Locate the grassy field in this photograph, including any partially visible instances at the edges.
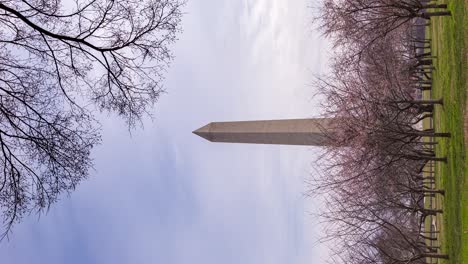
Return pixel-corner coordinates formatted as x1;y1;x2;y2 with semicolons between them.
430;0;467;263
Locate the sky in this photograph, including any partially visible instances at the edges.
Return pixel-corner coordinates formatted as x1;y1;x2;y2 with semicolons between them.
1;0;332;263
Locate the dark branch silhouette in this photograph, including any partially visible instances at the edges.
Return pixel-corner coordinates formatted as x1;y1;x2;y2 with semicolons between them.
0;0;185;239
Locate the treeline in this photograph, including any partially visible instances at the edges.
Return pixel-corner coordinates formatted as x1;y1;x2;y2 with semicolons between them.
312;1;452;262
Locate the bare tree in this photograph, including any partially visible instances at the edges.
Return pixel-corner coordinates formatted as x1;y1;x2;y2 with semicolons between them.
0;0;185;238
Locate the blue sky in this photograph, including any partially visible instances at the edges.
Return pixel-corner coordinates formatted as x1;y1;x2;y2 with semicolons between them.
1;0;331;263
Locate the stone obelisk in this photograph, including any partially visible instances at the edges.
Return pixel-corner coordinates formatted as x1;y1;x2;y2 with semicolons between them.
193;118;335;146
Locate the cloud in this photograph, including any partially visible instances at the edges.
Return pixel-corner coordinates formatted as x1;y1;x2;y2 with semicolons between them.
1;1;331;263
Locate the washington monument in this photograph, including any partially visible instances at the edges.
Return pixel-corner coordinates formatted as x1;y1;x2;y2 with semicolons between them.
193;118;336;146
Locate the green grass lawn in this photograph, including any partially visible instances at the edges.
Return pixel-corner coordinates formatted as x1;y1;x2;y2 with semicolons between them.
430;0;467;263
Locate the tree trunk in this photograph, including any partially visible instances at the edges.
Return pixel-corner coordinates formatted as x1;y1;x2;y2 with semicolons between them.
418;81;433;85
427;133;451;138
420;234;438;241
419;235;437;241
417;59;433;66
422;208;443;215
421;230;440;234
416;52;432;58
405;131;451;138
418;104;433;113
427;141;438;145
424;156;447;162
423;189;445;195
412;98;443;105
421;253;449;259
422;4;448;9
404;155;447;162
419;86;432;91
422;11;452;18
416;67;435;72
417;176;435;180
